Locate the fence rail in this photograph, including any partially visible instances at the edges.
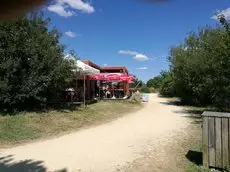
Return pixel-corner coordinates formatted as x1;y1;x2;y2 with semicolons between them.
202;111;230;169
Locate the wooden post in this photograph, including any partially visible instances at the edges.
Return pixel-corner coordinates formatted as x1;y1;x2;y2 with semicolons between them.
84;75;86;108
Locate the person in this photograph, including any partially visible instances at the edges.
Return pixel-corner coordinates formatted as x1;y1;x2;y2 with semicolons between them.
105;84;111;98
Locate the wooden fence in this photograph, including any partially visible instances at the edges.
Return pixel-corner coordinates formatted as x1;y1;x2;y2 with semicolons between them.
202;111;230;169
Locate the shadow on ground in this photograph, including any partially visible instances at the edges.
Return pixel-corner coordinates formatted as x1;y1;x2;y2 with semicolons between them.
160;100;204;125
186;150;203;166
159;101;183;106
0;154;67;172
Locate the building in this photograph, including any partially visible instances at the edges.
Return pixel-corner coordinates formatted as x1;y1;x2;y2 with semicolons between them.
81;60;131;100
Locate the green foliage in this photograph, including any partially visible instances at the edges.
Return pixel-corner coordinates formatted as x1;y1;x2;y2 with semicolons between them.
148;16;230;109
148;87;156;93
0;14;75;112
159;71;175;97
169;17;230;107
146;76;162;89
147;70;175;96
141;87;150;93
186;165;211;172
130;76;143;88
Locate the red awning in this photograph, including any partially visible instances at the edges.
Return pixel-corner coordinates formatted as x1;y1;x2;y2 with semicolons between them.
88;73;134;82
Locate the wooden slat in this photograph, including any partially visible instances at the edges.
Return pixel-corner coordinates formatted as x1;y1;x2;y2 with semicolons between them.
229;119;230;168
215;118;222;168
222;118;229;168
209;117;216;167
203;116;209;168
202;111;230;118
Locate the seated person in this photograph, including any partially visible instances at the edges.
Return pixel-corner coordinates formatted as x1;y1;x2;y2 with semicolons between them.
106;90;111;98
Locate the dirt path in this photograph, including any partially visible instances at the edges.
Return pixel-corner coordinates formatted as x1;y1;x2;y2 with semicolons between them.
0;94;194;172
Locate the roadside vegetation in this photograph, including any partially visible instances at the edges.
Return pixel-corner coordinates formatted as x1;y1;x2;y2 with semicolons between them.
147;15;230;111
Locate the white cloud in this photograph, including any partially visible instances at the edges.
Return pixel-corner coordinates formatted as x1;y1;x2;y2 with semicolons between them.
212;8;230;20
103;64;108;67
133;54;149;61
48;0;95;17
119;50;150;61
136;67;148;70
118;50;138;56
48;3;75;17
65;31;81;38
65;31;76;37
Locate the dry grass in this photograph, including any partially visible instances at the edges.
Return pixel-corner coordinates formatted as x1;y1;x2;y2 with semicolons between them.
0;101;142;147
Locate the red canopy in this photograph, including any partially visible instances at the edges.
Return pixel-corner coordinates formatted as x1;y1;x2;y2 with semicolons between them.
89;74;105;80
89;73;134;82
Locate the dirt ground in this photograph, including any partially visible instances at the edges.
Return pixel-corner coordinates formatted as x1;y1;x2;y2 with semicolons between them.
0;94;202;172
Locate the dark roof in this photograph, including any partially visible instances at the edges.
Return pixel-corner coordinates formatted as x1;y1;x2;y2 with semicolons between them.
101;66;127;70
82;60;128;73
82;60;101;70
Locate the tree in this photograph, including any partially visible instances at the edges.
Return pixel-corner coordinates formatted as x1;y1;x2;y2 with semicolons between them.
166;15;230;108
147;70;175;96
147;76;161;88
130;76;143;88
0;14;75;111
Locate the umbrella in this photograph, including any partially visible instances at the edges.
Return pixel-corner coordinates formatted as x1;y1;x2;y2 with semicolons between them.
104;73;121;81
120;74;135;82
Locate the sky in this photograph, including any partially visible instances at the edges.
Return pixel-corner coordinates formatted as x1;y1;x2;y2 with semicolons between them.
43;0;230;82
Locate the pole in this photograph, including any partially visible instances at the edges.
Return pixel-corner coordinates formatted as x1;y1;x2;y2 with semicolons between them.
99;80;101;100
134;81;141;89
84;75;86;108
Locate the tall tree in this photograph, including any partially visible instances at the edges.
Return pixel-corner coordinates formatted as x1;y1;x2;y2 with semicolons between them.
0;14;75;111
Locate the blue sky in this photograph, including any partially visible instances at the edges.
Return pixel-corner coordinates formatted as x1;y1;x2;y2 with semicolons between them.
44;0;230;82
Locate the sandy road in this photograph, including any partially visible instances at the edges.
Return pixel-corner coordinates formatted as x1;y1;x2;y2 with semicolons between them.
0;94;191;172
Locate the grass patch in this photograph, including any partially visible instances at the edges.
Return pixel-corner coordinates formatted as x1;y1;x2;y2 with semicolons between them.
0;101;142;147
186;165;211;172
